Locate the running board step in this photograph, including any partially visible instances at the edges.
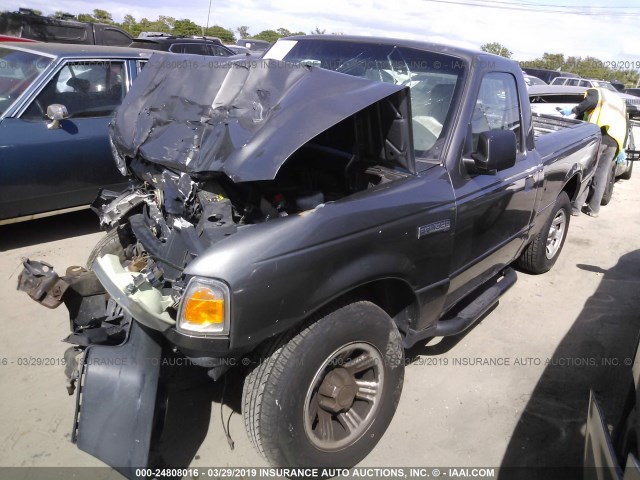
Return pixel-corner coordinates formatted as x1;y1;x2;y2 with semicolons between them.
403;268;517;348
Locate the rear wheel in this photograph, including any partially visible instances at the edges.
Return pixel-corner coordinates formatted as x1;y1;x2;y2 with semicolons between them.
601;162;617;206
242;301;404;467
517;192;571;274
620;162;633;181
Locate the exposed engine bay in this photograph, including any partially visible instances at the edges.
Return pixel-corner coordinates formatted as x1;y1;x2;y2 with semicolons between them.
96;135;410;290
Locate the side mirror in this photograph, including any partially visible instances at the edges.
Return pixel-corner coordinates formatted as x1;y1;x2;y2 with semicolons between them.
46;104;69;130
467;130;517;174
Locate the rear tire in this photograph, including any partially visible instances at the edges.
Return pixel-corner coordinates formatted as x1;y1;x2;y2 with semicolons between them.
517;192;571;274
601;162;616;206
242;301;404;468
620;161;633;181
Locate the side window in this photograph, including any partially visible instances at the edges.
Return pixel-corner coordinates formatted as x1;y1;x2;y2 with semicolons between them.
579;80;590;88
211;45;231;57
169;43;209;55
22;61;125;119
471;72;521;151
567;79;579;87
101;28;133;47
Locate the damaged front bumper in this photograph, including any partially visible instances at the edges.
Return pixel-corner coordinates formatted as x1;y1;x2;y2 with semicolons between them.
92;254;175;333
74;321;162;478
17;259;163;477
16;257;230;477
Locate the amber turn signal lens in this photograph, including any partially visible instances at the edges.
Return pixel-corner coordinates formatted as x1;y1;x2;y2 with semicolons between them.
183;287;224;326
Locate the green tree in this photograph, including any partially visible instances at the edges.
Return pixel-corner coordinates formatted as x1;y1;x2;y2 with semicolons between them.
253;29;280;43
480;42;512;59
530;53;565;70
519;52;640;87
135;17;172;34
173;18;200;36
121;14;139;36
136;17;165;34
205;25;235;43
77;13;95;22
310;26;325;34
274;28;304;37
157;16;175;32
236;25;250;38
92;9;113;24
52;11;73;19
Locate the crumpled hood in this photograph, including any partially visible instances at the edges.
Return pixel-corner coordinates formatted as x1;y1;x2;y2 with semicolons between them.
109;54;413;182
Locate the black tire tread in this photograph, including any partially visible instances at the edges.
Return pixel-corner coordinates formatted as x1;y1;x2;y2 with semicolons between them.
517;191;570;274
517;227;543;272
242;320;311;462
86;229;126;268
242;300;392;466
601;163;616;206
620;161;633;181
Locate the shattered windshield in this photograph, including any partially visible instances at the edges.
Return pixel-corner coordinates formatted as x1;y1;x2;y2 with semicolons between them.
0;47;53;116
266;39;467;159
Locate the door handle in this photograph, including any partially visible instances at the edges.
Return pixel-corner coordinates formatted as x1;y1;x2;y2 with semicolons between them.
524;174;535;190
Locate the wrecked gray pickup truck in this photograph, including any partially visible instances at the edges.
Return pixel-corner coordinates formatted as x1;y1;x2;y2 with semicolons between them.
18;36;601;475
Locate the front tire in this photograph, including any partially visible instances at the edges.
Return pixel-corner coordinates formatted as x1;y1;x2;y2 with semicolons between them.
517;191;571;274
86;228;129;268
242;301;404;468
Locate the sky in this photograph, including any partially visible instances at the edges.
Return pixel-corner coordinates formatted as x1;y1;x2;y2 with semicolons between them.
6;0;640;63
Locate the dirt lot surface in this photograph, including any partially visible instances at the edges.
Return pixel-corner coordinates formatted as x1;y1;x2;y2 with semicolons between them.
0;173;639;478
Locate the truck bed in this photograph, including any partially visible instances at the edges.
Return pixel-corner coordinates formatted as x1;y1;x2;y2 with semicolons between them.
533;113;600;164
532;112;584;137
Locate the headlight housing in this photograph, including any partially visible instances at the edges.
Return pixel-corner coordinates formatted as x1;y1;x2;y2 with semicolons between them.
177;277;230;336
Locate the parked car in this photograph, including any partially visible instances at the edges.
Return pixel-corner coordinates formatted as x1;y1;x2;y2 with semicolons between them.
18;36;601;473
235;37;271;52
129;36;235;56
0;9;132;46
523;73;546;87
551;76;619;91
623;88;640;98
585;334;640;480
0;34;37;42
529;85;637;192
0;43;155;225
611;80;625;91
224;44;251;55
521;67;579;84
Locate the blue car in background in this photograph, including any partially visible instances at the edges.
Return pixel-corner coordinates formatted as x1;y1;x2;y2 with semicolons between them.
0;43;154;224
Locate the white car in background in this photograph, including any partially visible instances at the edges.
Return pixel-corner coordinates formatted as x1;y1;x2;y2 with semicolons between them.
550;76;619;91
523;73;546;87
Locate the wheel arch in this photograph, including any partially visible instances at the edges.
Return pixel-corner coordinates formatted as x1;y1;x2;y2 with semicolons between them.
305;277;420;337
562;172;581;203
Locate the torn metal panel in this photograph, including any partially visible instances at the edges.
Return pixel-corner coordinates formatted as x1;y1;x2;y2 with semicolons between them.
75;321;161;478
110;55;414;181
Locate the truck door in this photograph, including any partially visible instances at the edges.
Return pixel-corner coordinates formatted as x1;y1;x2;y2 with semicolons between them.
446;72;539;307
